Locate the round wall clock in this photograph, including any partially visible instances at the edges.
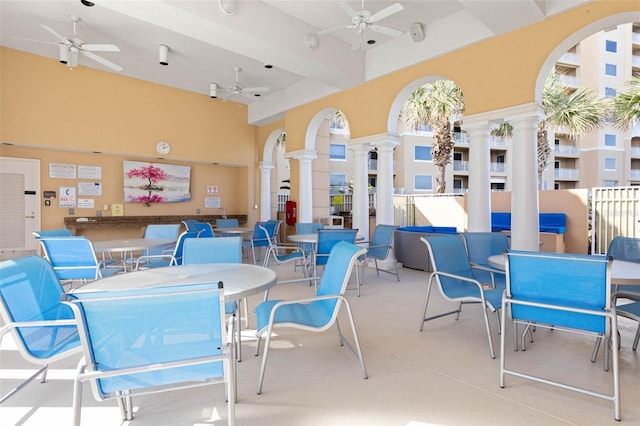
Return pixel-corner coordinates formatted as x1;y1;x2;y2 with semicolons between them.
156;141;171;155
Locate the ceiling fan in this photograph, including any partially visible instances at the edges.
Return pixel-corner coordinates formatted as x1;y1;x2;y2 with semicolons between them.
20;15;122;71
318;1;405;50
219;67;269;101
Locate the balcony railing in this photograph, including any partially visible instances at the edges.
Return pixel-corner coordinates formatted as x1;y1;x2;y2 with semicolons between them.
490;162;506;173
630;169;640;179
557;52;580;66
554;145;579;155
630;146;640;157
490;136;508;147
633;55;640;68
554;168;579;179
453;160;469;172
453;132;469;145
558;74;578;87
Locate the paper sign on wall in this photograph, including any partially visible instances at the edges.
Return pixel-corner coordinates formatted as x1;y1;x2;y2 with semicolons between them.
59;187;76;207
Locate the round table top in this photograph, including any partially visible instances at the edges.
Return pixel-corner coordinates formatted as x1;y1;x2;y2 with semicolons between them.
73;263;277;301
214;227;252;235
488;254;639;285
92;238;175;253
288;233;366;244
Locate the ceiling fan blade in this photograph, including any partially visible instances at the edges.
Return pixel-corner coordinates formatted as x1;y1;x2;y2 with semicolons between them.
82;51;123;72
242;87;269;93
82;44;120;52
317;24;353;36
40;24;70;45
370;3;404;22
12;36;59;46
369;24;404;38
337;2;357;18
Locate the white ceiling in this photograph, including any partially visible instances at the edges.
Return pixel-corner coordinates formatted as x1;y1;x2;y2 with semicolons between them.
0;1;592;125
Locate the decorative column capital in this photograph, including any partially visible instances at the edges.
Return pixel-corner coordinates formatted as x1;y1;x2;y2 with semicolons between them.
259;161;275;171
285;149;317;163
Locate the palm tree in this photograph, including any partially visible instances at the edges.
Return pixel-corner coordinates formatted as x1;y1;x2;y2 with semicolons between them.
401;80;465;193
612;75;640;130
538;70;608;188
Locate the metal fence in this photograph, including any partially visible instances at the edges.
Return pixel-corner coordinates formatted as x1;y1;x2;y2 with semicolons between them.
591;186;640;255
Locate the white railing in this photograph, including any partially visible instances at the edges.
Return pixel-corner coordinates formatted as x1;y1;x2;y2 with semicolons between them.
554;145;579;155
490;136;507;147
591;186;640;255
277;194;289;212
453;160;469;171
558;52;580;65
554;168;579;179
558;74;578;87
330;193;376;213
630;169;640;179
490;162;506;173
453;132;469;144
630;146;640;157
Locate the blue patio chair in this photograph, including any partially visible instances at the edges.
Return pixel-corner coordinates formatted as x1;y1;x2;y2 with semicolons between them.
183;236;246;360
460;231;510;289
419;235;504;359
62;281;235;426
500;250;620;421
135;229;201;270
254;241;368;394
182;220;215;238
0;255;82;403
37;236;119;287
266;219;283;244
295;222;324;258
32;228;73;238
313;228;358;277
259;224;308;279
142;223;181;256
243;221;276;265
358;224;399;289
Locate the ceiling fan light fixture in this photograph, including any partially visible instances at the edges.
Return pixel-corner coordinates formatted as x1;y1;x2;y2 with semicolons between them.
209;83;218;99
304;33;319;51
159;44;169;66
80;0;95;6
67;48;78;68
58;44;69;64
218;0;238;16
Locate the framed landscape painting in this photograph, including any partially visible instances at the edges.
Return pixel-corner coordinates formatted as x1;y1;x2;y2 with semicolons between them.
123;160;191;205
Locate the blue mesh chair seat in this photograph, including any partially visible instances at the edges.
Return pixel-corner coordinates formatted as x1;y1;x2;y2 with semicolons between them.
254;241;368;394
182;220;215;238
461;231;510;289
63;282;235;425
500;250;620;421
135;229;201;269
0;255;82;403
358;224;399;290
420;235;504;359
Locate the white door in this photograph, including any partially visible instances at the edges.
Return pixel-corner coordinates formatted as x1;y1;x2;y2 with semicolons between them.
0;157;41;260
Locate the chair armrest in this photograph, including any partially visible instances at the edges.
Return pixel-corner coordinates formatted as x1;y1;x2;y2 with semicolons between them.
135;254;177;269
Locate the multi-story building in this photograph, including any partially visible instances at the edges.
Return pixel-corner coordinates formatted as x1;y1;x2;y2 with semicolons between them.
319;22;640;195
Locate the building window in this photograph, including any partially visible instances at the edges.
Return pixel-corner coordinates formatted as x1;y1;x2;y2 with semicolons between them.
604;180;617;187
414;174;433;191
605;40;617;53
604;134;616;147
414;145;432;161
605;87;616;97
329;144;346;160
604;157;616;170
605;63;617;76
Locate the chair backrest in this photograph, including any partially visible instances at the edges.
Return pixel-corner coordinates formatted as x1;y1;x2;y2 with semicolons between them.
216;218;239;228
182;221;214;238
0;255;80;364
315;242;367;318
252;221;276;247
421;235;478;296
171;230;202;265
461;231;510;284
183;236;242;264
296;222;324;255
316;228;358;266
32;228;73;238
607;236;640;263
63;282;228;399
266;219;282;240
367;224;398;259
37;236;104;281
505;250;610;333
143;224;181;256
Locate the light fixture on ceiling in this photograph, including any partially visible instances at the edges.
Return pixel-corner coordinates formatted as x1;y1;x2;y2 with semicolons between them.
410;22;425;42
304;33;319;51
159;44;169;66
80;0;95;6
58;44;69;64
209;83;218;99
67;47;79;68
264;63;273;69
218;0;238;16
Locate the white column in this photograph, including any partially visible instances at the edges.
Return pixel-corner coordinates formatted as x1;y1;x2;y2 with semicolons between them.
509;112;543;250
259;161;274;221
348;142;371;239
464;121;492;232
372;137;399;226
286;150;317;224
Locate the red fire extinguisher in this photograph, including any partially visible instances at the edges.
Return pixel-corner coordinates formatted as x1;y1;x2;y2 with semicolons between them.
285;200;297;225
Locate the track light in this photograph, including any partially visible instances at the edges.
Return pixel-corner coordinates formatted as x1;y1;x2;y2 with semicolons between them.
209;83;218;99
80;0;95;6
304;33;319;51
159;44;169;66
59;44;69;64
